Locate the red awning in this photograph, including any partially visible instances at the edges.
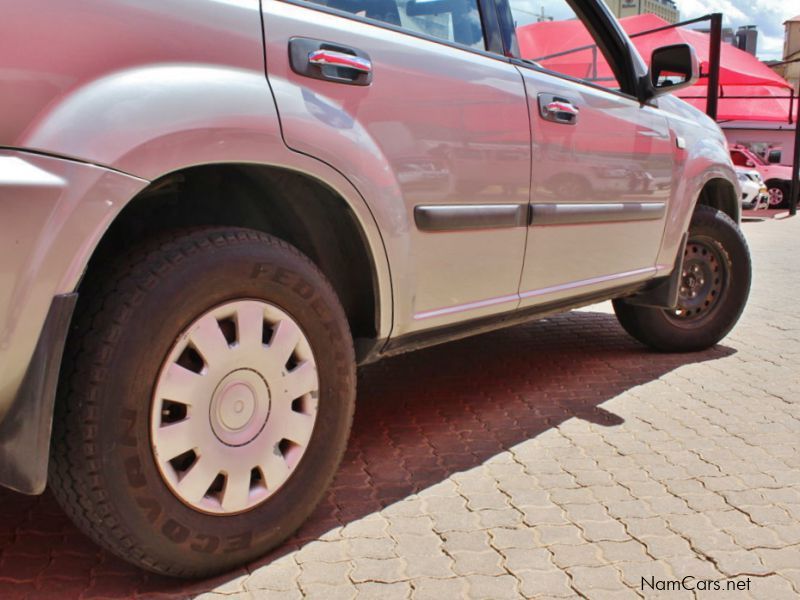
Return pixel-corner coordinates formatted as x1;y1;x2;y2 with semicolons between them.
680;84;795;122
516;14;794;122
620;14;791;89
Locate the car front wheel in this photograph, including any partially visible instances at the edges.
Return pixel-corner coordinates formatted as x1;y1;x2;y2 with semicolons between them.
49;228;355;577
766;180;788;208
613;206;751;352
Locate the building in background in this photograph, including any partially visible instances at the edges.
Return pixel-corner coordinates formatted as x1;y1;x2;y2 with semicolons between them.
694;24;758;56
735;26;758;56
606;0;679;24
769;15;800;93
707;26;736;45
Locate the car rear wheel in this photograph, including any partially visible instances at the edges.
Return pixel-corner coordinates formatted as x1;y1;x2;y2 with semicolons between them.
49;228;355;577
613;206;751;352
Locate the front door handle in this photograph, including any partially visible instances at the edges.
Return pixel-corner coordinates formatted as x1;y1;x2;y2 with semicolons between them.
538;94;580;125
289;37;373;86
308;50;372;74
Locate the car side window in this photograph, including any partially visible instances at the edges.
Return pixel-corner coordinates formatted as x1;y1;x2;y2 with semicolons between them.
507;0;622;90
304;0;486;49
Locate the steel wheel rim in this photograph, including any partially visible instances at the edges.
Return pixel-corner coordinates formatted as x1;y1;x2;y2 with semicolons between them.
665;236;729;327
150;299;319;515
768;187;784;207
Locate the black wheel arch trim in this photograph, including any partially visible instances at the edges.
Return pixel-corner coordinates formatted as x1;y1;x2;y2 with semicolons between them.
0;293;77;494
620;232;688;309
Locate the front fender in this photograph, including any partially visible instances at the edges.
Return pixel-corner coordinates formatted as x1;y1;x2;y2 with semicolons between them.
22;65;284;182
657;108;739;269
16;70;393;342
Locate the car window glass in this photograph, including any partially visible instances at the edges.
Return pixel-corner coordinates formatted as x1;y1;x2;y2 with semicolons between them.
730;151;748;167
307;0;486;49
507;0;621;90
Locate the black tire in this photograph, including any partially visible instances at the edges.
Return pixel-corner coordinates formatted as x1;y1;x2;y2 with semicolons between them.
613;206;751;352
765;180;789;209
49;228;356;578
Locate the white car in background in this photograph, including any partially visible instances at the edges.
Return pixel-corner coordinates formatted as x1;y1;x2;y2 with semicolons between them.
736;167;769;210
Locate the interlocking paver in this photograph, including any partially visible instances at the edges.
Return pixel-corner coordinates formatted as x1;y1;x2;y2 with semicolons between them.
297;560;352;587
598;540;649;563
548;542;606;569
347;537;398;560
409;577;466;600
441;530;492;553
301;582;358;600
516;569;575;598
706;550;771;577
726;525;785;549
401;553;453;579
245;557;301;591
477;507;525;529
350;557;406;584
1;215;798;599
489;527;539;550
639;535;694;559
296;540;350;564
579;520;630;542
500;547;555;572
450;550;506;576
568;565;629;592
464;573;519;599
533;524;585;546
355;581;411;599
392;534;442;558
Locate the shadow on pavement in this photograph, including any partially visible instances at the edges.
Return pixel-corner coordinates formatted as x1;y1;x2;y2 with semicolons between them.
0;310;735;598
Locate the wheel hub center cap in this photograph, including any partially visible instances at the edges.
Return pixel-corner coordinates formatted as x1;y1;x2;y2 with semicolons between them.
210;369;270;446
218;383;256;430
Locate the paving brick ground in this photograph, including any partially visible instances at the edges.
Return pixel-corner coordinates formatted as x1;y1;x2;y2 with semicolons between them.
1;211;798;599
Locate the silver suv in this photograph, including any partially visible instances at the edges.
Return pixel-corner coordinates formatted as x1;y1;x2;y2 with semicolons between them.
1;0;750;576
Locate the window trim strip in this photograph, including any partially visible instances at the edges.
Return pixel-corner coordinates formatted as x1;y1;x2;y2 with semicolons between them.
277;0;507;60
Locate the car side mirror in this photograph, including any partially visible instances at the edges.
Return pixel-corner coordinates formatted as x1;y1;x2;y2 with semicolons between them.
745;160;755;168
648;43;699;97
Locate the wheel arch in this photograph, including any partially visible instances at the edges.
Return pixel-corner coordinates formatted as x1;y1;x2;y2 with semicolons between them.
695;177;740;223
79;163;384;345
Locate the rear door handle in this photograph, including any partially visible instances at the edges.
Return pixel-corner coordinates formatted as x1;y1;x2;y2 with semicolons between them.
538;94;580;125
289;37;373;86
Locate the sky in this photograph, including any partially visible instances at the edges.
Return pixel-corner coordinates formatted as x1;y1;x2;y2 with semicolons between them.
675;0;797;60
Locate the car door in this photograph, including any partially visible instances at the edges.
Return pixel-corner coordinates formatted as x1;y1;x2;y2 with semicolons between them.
261;0;531;337
500;0;674;308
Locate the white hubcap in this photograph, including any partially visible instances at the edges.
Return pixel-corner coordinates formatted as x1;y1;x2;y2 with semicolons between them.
769;187;783;206
150;300;319;515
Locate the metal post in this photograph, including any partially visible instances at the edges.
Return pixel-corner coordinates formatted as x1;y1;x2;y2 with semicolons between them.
706;13;722;120
790;96;800;217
